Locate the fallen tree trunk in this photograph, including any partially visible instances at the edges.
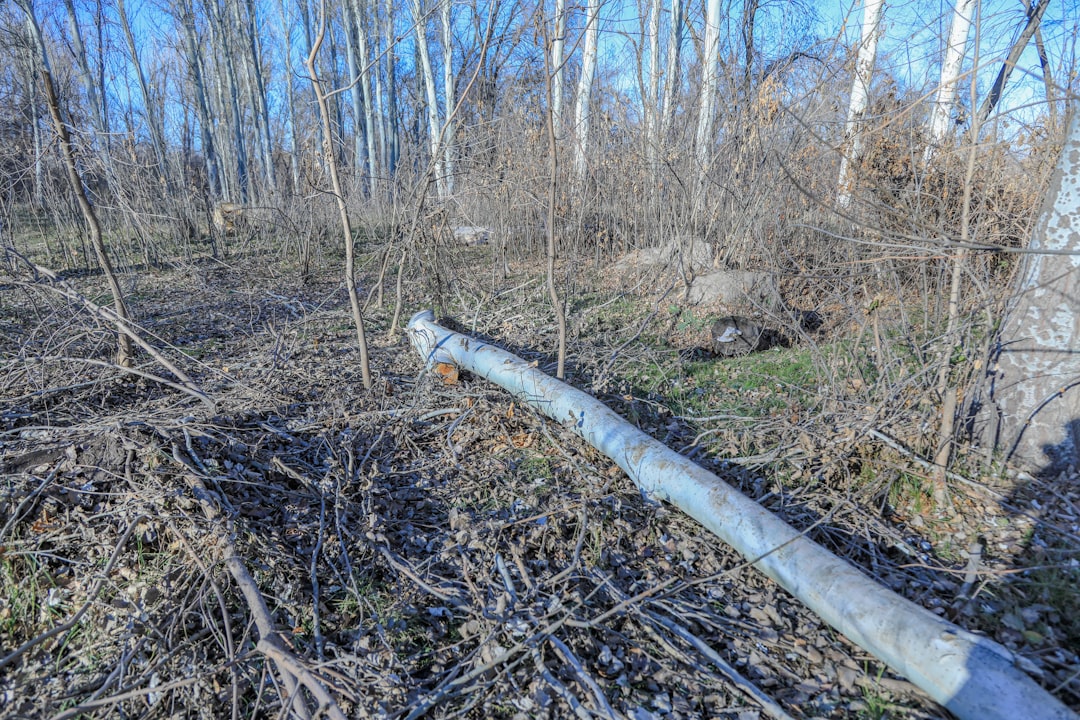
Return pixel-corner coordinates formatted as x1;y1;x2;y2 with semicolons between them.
406;310;1075;720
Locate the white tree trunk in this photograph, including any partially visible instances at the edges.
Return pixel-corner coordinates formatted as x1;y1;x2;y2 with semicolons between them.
349;0;378;190
276;0;302;193
572;0;600;186
441;0;455;196
644;0;662;168
550;0;567;138
660;0;683;146
986;112;1080;474
385;0;399;180
412;0;445;198
239;0;276;192
343;2;367;181
407;310;1075;720
836;0;884;209
694;0;722;183
925;0;975;157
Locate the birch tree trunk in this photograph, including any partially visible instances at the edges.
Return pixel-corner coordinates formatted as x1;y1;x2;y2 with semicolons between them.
204;0;249;202
985;112;1080;474
440;0;455;196
343;3;367;178
240;0;276;193
572;0;601;187
694;0;722;183
277;0;302;193
412;0;445;198
644;0;662;169
550;0;567;138
348;0;379;192
836;0;884;209
660;0;683;148
382;0;399;181
925;0;974;157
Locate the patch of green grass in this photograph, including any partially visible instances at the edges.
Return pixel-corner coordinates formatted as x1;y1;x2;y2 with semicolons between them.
858;666;892;720
515;451;553;485
0;553;47;640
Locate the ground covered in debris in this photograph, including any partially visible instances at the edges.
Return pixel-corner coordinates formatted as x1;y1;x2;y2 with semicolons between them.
1;247;1078;719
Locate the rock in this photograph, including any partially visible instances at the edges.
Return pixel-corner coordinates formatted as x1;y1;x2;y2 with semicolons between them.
687;270;770;306
612;239;714;274
709;316;788;356
452;226;492;246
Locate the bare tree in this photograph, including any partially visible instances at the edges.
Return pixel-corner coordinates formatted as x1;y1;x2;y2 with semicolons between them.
836;0;884;208
643;0;662;168
238;0;276;193
550;0;568;137
542;8;567;378
15;0;133;367
277;0;302;193
60;0;110;160
305;0;372;389
176;0;221;198
117;0;171;191
975;0;1050;126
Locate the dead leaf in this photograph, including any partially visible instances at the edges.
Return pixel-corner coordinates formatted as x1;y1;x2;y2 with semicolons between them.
434;362;459;385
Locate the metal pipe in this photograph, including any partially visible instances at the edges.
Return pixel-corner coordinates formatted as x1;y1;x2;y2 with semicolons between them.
407;309;1075;720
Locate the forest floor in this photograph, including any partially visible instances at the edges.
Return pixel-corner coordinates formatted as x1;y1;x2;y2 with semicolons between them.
1;235;1078;719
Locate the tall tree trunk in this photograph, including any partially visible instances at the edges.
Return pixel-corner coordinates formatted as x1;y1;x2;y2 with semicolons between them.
644;0;662;169
350;0;378;190
383;0;399;181
306;0;372;390
413;0;445;198
343;1;368;180
550;0;567;138
277;0;302;193
178;0;221;197
572;0;600;187
836;0;884;209
694;0;722;184
742;0;759;95
19;38;45;208
60;0;109;159
440;0;455;196
660;0;683;147
117;0;171;191
975;0;1050;126
240;0;276;193
925;0;975;157
17;0;133;368
984;112;1080;474
205;0;249;202
1029;4;1057;135
542;10;567;379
